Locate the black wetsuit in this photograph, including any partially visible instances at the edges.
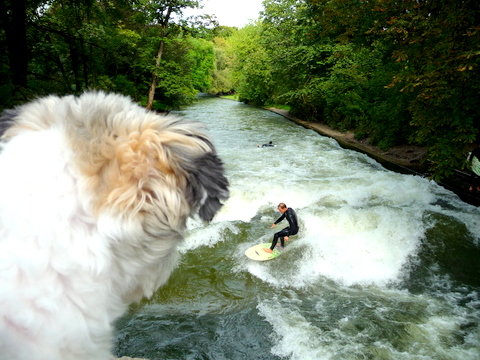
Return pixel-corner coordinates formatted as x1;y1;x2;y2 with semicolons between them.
270;208;299;250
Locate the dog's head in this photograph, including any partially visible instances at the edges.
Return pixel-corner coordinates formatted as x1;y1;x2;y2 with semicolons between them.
1;92;228;222
0;91;229;300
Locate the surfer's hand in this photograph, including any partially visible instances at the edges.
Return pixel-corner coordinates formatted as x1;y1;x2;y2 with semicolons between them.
284;236;289;242
271;223;276;228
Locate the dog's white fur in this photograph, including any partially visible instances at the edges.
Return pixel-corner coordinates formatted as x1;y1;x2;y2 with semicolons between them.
0;92;228;360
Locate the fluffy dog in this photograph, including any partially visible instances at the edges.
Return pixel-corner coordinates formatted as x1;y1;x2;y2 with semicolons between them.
0;92;229;360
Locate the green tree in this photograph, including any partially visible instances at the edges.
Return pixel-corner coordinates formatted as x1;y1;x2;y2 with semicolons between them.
0;0;218;109
367;0;480;179
186;37;215;92
261;0;330;116
0;0;143;102
227;22;273;105
209;34;235;95
256;0;480;179
140;0;201;110
0;0;29;99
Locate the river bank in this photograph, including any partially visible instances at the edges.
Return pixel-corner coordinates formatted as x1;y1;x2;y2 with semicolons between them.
264;107;480;207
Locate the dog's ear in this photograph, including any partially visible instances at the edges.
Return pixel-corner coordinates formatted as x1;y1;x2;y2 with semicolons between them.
185;151;229;221
96;115;228;224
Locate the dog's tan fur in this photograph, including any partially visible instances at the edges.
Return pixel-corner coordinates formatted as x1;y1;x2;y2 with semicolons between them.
0;92;228;359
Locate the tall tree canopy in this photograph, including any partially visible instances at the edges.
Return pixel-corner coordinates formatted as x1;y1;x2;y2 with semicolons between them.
228;0;480;180
140;0;201;109
1;0;479;180
0;0;213;109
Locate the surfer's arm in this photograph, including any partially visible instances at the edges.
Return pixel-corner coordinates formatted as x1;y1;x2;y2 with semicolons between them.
274;213;286;225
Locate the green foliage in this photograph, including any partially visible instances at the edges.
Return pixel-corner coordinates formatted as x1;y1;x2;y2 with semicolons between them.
209;37;234;94
0;0;211;107
221;0;480;180
185;37;215;92
366;0;480;179
3;0;480;180
148;37;208;108
226;23;273;105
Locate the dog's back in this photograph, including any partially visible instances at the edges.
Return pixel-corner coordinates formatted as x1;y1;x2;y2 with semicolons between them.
0;92;229;360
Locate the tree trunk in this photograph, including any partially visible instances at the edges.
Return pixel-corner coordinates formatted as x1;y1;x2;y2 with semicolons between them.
146;5;173;110
0;0;28;96
146;35;165;110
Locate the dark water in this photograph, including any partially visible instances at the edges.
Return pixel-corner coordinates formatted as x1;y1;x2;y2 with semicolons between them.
114;95;480;359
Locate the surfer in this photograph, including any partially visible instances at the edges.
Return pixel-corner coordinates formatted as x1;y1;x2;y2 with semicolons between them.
257;141;275;148
264;203;298;253
468;146;480;191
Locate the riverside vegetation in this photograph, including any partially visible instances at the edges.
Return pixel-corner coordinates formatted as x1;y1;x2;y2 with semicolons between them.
1;0;479;182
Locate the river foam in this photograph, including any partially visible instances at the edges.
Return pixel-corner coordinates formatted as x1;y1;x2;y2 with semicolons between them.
115;96;480;360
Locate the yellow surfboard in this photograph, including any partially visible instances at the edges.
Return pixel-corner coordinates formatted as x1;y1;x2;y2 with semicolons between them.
245;243;283;261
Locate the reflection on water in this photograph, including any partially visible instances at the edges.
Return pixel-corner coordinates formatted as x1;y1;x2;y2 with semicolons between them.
114;96;480;360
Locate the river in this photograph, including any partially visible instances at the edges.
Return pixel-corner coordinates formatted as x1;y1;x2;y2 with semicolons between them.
114;95;480;360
